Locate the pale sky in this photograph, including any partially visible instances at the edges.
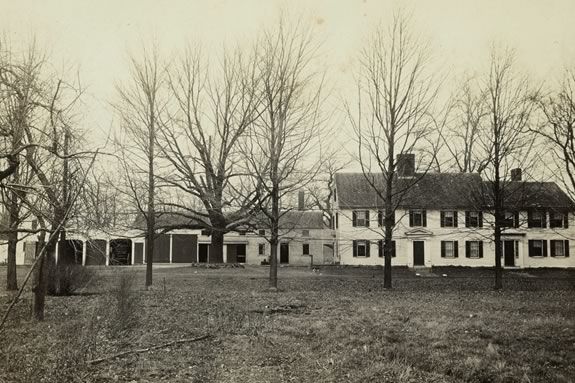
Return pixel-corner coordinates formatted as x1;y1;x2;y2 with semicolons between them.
2;0;575;150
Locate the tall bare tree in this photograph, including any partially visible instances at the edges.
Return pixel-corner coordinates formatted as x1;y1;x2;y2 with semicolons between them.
245;18;325;288
470;48;539;290
115;46;165;287
157;46;262;262
535;68;575;198
348;13;440;289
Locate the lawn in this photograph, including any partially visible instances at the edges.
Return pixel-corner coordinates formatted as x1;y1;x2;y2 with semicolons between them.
0;265;574;382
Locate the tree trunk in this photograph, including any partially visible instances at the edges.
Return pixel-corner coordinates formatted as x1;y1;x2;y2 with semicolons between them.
6;167;20;291
210;230;224;263
31;238;55;321
269;184;279;289
494;218;503;290
145;223;154;288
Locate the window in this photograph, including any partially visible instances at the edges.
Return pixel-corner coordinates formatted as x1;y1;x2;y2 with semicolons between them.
465;241;483;258
550;211;568;228
441;241;459;258
303;243;310;255
409;210;427;227
465;211;482;228
302;230;310;237
528;210;546;228
352;240;370;257
378;211;395;227
353;210;369;227
258;243;265;255
441;211;458;227
502;211;518;228
378;240;396;258
258;229;266;236
238;230;246;236
528;240;547;257
236;245;246;263
550;240;570;257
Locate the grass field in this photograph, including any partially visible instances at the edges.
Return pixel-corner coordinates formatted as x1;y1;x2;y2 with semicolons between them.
0;265;574;382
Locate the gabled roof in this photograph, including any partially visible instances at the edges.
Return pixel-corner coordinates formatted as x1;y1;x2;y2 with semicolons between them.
335;172;483;210
335;172;575;210
481;181;574;210
133;209;326;231
278;210;325;229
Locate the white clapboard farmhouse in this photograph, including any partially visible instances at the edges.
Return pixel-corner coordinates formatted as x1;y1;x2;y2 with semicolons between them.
333;154;575;268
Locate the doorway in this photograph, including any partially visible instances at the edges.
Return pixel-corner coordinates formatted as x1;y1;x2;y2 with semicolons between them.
280;243;289;264
413;241;425;266
198;244;209;263
503;240;517;267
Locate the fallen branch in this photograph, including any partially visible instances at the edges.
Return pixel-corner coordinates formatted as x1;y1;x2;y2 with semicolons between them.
86;334;211;365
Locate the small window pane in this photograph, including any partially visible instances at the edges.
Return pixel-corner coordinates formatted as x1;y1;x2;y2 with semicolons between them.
303;244;310;255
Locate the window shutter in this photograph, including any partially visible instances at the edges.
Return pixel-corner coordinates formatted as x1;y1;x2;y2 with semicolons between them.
409;211;414;227
479;242;484;258
378;240;383;257
528;240;534;257
454;211;458;227
465;241;471;258
366;240;371;257
378;211;383;227
352;211;357;227
465;211;470;227
565;240;570;257
440;241;445;257
479;212;483;227
542;212;547;228
565;213;569;228
440;211;445;227
543;240;548;257
352;240;357;257
454;241;459;258
422;210;427;227
527;210;533;226
550;241;556;257
365;211;370;227
514;212;520;228
391;241;396;257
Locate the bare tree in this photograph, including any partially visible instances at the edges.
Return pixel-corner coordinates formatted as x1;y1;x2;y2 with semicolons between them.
157;45;262;262
470;47;539;290
114;46;165;287
245;18;325;289
441;76;489;173
535;68;575;198
348;13;440;289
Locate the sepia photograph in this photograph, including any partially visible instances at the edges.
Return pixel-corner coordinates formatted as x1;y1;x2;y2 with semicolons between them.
0;0;574;382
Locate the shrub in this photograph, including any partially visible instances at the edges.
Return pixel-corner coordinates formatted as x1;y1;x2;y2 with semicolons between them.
48;263;95;296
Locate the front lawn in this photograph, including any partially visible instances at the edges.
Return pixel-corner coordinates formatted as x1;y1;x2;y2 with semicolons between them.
0;265;573;382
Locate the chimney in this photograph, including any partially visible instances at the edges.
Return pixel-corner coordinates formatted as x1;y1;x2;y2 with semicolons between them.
510;168;522;181
298;190;305;211
396;153;415;177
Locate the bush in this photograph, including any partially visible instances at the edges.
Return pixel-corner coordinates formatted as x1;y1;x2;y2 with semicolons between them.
48;263;95;296
111;271;140;336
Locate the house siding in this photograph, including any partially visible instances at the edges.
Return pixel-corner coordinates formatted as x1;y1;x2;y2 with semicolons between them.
334;206;575;268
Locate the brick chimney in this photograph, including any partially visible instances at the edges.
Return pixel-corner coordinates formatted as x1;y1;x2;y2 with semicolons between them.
298;190;305;211
396;153;415;177
510;168;522;181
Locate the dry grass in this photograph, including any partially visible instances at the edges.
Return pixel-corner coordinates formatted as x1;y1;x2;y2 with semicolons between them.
0;265;574;382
